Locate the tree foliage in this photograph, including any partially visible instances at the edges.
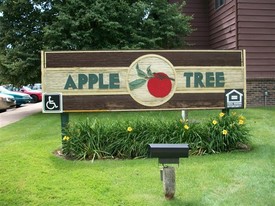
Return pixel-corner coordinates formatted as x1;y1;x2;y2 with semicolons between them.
44;0;192;50
0;0;54;86
0;0;192;85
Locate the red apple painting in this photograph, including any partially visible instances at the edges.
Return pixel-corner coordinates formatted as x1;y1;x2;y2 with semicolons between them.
129;64;175;98
147;72;174;98
127;55;176;107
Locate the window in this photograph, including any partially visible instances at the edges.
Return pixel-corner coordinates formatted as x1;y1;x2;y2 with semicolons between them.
215;0;225;9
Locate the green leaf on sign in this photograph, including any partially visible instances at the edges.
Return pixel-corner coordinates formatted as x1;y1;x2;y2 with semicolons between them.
136;64;147;78
129;78;147;90
146;65;153;77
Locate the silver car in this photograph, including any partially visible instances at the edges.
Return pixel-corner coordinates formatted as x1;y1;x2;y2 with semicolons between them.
0;93;16;112
0;86;32;107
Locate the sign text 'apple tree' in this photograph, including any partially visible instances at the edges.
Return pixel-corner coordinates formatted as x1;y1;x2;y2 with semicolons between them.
41;50;246;112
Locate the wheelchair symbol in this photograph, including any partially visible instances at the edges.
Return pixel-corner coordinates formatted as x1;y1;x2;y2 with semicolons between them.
46;96;58;110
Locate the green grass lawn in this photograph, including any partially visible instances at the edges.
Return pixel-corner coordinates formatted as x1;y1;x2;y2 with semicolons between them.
0;107;274;205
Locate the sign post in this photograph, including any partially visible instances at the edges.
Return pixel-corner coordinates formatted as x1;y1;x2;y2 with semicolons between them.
60;113;69;137
42;93;65;138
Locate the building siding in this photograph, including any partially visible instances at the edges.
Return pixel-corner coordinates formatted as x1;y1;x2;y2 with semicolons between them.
172;0;275;106
208;0;237;49
181;0;210;49
237;0;275;79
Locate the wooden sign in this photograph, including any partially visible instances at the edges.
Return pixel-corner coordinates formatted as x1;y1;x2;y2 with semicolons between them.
41;50;246;112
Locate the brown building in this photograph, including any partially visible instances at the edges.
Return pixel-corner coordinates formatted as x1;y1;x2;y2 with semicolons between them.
172;0;275;106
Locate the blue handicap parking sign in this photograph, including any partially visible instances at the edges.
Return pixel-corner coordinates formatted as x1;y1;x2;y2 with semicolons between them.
43;93;63;113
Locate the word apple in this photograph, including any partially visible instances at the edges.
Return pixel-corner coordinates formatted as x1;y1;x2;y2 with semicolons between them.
64;73;120;89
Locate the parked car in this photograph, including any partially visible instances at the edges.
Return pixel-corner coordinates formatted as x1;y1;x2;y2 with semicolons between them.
0;93;16;112
32;83;42;91
19;86;42;103
0;86;32;107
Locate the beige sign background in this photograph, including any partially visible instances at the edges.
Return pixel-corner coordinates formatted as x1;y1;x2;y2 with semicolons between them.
42;50;246;112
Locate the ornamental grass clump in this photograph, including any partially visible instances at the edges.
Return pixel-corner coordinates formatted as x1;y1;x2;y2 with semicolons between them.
61;111;250;160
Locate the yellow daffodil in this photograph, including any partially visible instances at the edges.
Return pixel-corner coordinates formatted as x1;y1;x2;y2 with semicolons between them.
222;130;228;135
212;120;218;125
184;125;189;130
63;136;70;141
127;127;133;132
219;112;225;118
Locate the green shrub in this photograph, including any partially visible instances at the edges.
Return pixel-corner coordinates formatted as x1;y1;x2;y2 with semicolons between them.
62;111;250;160
204;112;250;153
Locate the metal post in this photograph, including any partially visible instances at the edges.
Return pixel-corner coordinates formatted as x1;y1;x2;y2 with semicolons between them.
181;110;188;121
61;113;69;138
222;108;230;115
264;90;269;106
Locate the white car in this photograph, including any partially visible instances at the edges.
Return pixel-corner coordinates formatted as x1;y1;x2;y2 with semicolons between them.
32;83;42;91
0;93;16;112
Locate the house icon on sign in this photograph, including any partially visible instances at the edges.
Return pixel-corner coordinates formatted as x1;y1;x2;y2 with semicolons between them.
225;89;244;108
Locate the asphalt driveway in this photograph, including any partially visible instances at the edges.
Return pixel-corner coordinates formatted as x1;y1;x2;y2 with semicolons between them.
0;102;42;128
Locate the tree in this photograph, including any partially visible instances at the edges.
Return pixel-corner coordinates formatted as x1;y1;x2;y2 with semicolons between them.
44;0;192;50
0;0;192;85
0;0;54;86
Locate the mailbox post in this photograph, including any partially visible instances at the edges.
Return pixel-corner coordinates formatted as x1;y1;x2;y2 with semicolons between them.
148;144;189;200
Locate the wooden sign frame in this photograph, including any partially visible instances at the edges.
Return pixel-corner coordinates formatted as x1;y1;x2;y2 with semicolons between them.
41;50;246;112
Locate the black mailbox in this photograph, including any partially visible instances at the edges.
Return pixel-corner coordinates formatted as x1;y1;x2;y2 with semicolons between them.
148;144;189;165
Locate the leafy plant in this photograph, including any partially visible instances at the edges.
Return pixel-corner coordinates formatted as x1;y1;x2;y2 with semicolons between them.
62;111;250;160
62;119;112;160
203;112;250;154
